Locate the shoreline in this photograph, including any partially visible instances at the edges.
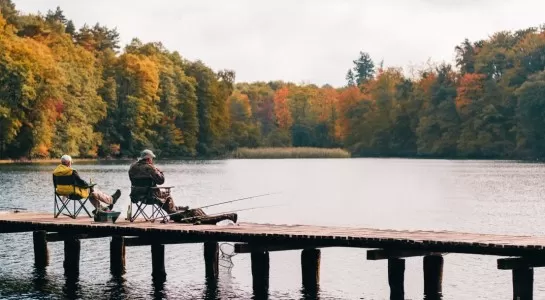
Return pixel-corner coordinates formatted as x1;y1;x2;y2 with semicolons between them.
0;155;539;164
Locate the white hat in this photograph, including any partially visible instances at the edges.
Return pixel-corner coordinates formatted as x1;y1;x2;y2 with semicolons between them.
139;149;156;160
60;154;72;165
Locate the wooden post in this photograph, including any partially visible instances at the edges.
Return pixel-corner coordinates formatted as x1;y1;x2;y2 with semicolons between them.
151;244;166;280
110;236;125;276
204;242;219;280
63;237;81;276
512;268;533;300
204;277;219;300
33;231;49;269
251;250;270;298
388;258;405;300
423;255;443;298
301;249;321;290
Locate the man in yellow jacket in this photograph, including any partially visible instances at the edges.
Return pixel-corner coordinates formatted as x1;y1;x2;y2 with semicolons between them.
53;155;121;213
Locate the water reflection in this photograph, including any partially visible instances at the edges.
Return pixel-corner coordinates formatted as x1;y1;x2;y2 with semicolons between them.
152;276;167;300
202;278;219;300
252;285;269;300
424;294;443;300
31;268;50;295
300;286;320;300
62;273;82;300
106;276;129;300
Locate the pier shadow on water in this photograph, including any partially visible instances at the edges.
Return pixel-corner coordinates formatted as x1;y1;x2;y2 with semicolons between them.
62;274;82;300
423;293;443;300
202;278;218;300
31;267;50;295
107;276;130;300
0;262;445;300
300;285;320;300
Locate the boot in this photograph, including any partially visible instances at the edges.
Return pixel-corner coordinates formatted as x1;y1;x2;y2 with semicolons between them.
193;213;238;225
170;210;189;223
170;208;204;223
108;190;121;210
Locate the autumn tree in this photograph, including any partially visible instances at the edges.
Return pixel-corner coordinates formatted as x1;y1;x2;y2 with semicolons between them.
515;70;545;158
6;1;545;160
416;64;459;157
351;51;375;85
227;90;260;148
273;86;291;130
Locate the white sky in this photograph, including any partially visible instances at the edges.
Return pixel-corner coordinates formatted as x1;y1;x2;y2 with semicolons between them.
12;0;545;87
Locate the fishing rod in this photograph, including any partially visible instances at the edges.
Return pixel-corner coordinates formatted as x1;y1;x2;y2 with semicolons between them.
157;204;281;223
0;206;27;211
198;192;280;210
148;192;280;222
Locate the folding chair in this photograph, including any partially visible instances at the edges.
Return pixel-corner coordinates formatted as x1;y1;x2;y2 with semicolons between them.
53;174;93;219
128;186;173;222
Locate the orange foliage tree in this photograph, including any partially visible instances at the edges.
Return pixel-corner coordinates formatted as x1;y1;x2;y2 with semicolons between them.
455;73;486;117
273;86;292;130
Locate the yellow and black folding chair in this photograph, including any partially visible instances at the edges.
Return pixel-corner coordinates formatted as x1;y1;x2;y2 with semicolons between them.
53;174;93;219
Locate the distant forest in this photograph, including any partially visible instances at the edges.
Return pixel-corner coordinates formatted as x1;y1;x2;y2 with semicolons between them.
2;1;545;160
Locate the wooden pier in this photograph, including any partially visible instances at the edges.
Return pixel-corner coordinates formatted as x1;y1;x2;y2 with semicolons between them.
1;212;545;299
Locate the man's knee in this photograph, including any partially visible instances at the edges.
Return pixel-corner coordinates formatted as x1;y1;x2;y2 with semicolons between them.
92;191;112;204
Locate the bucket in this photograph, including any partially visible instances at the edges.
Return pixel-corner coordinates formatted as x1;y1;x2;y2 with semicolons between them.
94;210;121;223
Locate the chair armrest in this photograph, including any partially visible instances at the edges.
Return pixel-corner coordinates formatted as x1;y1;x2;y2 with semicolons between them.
150;186;174;189
82;183;97;188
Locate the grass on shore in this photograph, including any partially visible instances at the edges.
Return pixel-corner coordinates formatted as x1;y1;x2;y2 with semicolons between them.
0;147;351;163
230;147;351;159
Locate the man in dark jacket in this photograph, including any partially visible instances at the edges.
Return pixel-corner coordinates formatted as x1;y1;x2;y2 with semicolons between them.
128;149;237;224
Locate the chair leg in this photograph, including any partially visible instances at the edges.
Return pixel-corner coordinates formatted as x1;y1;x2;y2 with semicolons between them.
141;204;151;220
55;195;92;219
130;202;149;222
151;204;168;221
55;196;70;218
152;205;160;218
158;204;168;219
130;202;169;222
75;199;92;218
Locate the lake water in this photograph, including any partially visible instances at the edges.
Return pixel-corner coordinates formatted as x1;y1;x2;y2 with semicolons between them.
1;158;545;299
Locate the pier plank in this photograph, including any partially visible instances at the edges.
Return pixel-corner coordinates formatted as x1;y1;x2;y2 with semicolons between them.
2;212;545;256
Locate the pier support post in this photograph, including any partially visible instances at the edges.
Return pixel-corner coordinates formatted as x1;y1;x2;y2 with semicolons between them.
110;236;125;276
151;244;166;281
301;249;321;291
423;255;443;298
204;242;219;280
512;268;533;300
388;258;405;300
33;231;49;269
63;236;81;276
251;250;270;298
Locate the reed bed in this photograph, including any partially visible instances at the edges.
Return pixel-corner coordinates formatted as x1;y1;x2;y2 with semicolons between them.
231;147;351;159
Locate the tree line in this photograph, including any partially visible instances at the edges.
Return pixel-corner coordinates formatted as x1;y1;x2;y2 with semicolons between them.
2;1;545;160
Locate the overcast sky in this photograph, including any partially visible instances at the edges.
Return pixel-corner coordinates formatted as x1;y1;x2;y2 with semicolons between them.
12;0;545;87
